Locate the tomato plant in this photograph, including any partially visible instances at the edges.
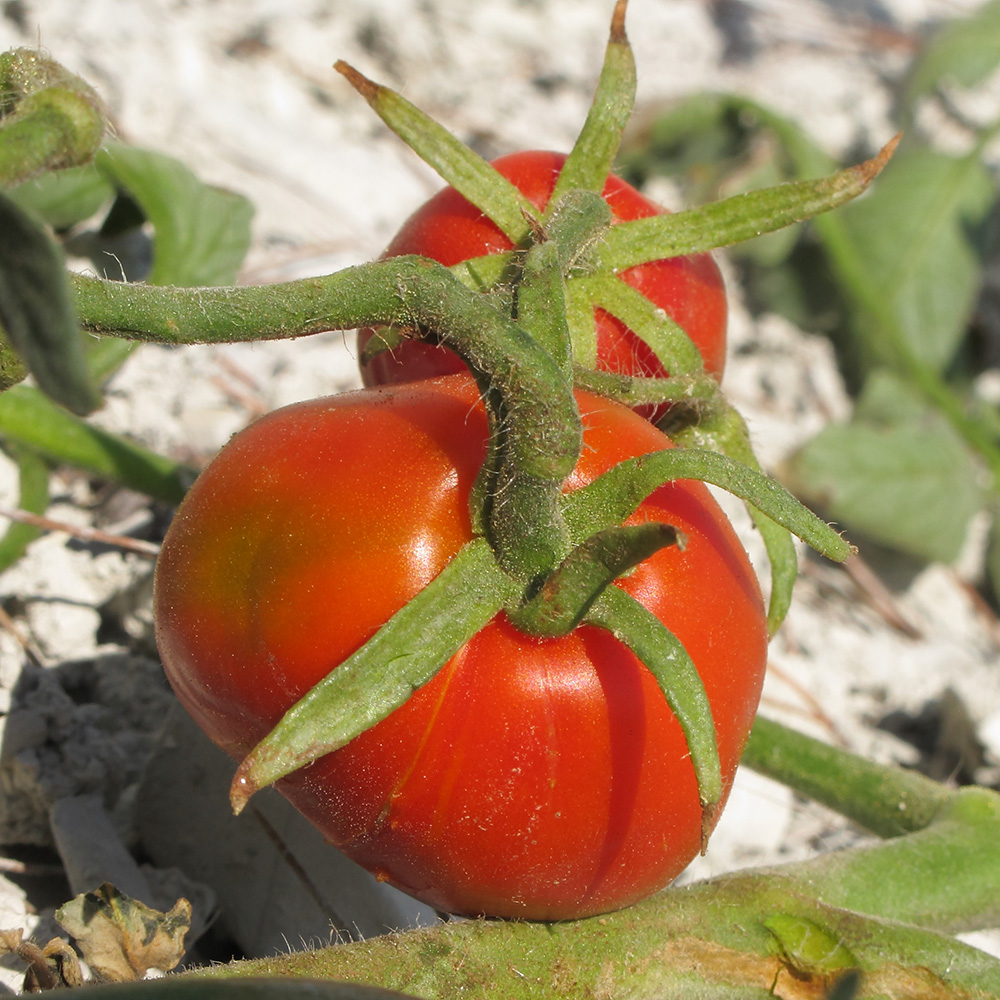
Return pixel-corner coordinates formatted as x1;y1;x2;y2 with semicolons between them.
357;150;727;418
153;374;767;920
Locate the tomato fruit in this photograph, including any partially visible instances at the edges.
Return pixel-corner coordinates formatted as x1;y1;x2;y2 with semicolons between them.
154;374;766;920
357;151;728;406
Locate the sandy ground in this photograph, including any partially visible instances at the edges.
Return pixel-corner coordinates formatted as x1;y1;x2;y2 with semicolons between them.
1;0;1000;985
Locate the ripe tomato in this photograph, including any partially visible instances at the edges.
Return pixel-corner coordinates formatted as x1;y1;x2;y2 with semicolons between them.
357;151;727;407
154;374;766;920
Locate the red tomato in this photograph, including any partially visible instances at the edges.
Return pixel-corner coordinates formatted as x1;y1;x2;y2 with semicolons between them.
357;150;727;418
154;374;766;920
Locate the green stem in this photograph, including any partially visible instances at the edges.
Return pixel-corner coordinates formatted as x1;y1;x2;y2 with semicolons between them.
199;720;1000;997
196;775;1000;997
74;258;582;579
514;241;573;376
743;715;953;839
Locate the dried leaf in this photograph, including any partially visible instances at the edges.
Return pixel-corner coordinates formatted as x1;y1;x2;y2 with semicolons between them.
0;927;84;991
55;883;191;982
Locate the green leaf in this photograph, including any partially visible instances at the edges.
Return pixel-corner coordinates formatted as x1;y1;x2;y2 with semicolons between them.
0;384;193;504
785;374;986;564
834;144;995;372
903;0;1000;111
5;160;114;230
0;189;100;415
95;143;253;286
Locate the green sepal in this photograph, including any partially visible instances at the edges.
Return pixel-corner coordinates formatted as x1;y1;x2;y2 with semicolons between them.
0;189;101;415
230;538;519;812
585;585;722;826
546;0;634;209
334;61;537;246
574;271;705;375
670;404;801;634
509;522;682;638
595;135;899;271
561;444;852;564
572;366;719;409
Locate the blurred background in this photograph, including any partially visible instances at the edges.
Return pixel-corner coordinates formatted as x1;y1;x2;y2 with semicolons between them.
2;0;1000;984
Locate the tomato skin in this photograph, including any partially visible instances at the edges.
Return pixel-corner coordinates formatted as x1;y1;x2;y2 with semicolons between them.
154;374;766;920
357;150;728;417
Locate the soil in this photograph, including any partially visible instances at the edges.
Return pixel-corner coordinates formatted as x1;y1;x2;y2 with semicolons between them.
1;0;999;987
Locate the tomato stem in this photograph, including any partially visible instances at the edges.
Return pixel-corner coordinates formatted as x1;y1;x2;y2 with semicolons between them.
514;241;573;376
